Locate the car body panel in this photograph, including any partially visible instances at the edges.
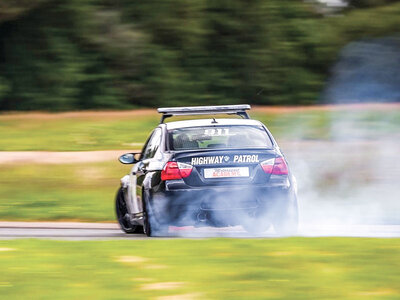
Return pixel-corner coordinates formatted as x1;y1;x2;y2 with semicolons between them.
118;110;297;233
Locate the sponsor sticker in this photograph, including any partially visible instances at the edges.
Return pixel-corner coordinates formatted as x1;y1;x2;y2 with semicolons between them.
204;167;249;178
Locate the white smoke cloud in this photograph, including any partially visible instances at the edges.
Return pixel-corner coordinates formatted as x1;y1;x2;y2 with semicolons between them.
283;106;400;236
149;104;400;237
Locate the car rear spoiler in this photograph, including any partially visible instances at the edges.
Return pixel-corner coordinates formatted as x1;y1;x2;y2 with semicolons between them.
157;104;251;123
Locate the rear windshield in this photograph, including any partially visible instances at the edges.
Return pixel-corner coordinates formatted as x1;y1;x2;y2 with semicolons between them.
169;125;273;151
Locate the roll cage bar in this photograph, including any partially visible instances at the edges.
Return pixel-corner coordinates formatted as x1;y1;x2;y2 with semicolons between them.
158;104;251;123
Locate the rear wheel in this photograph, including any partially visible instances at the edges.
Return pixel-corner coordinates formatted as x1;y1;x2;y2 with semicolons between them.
143;191;169;237
115;188;143;234
242;208;272;234
272;195;299;236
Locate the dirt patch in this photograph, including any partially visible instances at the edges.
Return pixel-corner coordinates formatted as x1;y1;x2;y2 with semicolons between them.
0;139;388;165
1;103;398;121
0;247;16;252
116;256;149;264
140;282;184;291
0;150;137;164
115;257;168;270
156;293;203;300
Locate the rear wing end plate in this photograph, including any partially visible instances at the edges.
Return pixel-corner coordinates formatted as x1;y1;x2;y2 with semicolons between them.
157;104;251;123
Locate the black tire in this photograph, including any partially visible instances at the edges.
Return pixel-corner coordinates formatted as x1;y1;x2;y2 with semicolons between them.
272;194;299;236
115;187;143;234
143;191;169;237
241;206;272;234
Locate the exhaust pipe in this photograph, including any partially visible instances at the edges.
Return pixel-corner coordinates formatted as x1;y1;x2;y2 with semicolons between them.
197;211;208;222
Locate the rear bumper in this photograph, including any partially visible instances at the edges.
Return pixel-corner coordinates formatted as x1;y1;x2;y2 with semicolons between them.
164;174;291;191
150;180;293;226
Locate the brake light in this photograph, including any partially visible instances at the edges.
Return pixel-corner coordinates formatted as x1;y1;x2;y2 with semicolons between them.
272;157;289;175
260;157;288;175
260;158;274;174
161;161;193;181
177;162;193;178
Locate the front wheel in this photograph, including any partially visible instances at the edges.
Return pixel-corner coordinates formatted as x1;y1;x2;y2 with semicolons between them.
115;188;143;234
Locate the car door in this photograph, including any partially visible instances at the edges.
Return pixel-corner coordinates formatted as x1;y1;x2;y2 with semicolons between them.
135;128;163;205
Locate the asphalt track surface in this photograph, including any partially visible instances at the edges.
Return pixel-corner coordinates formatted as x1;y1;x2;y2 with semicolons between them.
0;222;399;240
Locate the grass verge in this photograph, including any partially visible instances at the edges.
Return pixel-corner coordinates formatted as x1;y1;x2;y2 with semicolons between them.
0;105;399;151
0;238;399;299
0;161;127;221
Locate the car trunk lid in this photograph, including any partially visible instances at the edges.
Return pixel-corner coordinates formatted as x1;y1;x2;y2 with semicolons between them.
173;149;277;186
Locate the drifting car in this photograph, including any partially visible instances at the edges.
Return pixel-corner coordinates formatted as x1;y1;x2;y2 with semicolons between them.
116;105;298;236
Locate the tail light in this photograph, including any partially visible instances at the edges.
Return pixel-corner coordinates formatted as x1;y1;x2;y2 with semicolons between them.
177;162;193;178
161;161;193;180
260;157;288;175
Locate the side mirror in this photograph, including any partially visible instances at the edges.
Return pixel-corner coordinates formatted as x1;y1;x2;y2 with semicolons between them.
119;153;140;164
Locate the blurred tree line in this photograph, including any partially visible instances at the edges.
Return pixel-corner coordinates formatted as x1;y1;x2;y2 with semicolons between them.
0;0;400;110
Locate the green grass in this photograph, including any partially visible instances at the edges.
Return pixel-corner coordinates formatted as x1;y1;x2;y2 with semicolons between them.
0;111;156;151
0;105;398;221
0;107;398;151
0;238;399;299
0;161;128;221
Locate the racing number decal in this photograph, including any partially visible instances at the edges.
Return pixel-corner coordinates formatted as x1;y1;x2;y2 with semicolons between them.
204;128;230;136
